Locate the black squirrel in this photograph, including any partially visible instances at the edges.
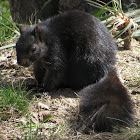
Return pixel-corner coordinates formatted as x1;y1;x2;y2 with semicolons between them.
16;11;134;132
16;10;116;91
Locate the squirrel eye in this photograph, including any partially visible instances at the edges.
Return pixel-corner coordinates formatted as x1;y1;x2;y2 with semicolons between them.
32;46;36;52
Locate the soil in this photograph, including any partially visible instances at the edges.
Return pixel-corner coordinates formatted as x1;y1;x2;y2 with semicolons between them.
0;39;139;139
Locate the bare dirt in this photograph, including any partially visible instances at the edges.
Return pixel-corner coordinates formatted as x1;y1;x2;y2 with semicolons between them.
0;39;140;140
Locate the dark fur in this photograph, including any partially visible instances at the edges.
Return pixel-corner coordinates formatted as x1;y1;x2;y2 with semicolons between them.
16;10;116;91
16;11;134;132
77;68;134;133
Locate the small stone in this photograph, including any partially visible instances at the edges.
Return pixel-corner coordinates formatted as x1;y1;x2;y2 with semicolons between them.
37;102;50;110
19;117;28;125
39;111;51;122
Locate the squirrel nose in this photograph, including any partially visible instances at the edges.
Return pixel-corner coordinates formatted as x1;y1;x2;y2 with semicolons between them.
17;58;31;67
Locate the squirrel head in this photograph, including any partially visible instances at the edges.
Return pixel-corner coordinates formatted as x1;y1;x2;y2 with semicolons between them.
16;25;48;67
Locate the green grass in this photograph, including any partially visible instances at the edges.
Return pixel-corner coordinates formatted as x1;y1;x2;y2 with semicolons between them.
0;85;31;120
19;114;53;140
0;0;19;46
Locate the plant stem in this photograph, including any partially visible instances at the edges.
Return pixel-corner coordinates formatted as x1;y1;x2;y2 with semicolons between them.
0;44;16;51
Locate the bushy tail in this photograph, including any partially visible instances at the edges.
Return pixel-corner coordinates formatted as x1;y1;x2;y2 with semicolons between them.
77;68;134;133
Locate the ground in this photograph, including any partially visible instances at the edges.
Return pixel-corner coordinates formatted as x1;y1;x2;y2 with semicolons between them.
0;39;139;139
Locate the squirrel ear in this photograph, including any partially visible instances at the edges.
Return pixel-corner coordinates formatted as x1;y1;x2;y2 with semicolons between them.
33;25;43;43
19;25;27;34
